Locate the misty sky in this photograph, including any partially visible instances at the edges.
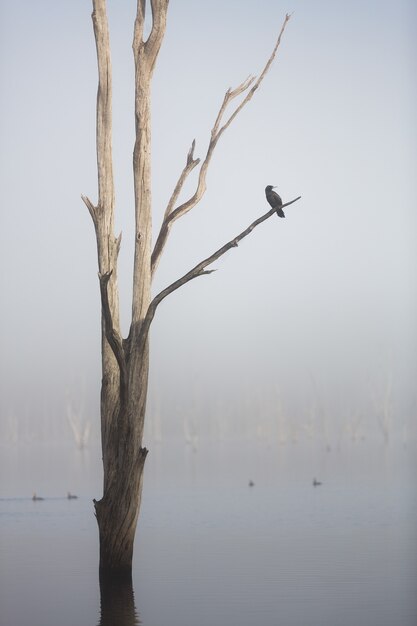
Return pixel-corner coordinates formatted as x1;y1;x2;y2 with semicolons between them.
0;0;415;441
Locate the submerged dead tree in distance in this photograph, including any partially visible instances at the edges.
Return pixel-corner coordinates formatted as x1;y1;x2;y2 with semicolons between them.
82;0;300;580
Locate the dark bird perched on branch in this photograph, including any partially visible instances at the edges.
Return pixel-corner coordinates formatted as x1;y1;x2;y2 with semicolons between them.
265;185;285;217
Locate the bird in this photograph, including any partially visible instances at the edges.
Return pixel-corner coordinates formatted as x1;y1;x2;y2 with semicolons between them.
312;478;322;487
265;185;285;217
67;492;78;499
248;480;255;487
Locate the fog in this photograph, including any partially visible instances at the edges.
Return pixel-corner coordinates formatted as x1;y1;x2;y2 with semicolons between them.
0;0;416;446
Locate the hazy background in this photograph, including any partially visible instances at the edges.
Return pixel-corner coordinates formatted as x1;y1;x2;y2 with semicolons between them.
0;0;416;446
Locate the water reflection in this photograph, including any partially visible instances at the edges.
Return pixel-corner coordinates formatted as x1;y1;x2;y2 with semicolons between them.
98;574;140;626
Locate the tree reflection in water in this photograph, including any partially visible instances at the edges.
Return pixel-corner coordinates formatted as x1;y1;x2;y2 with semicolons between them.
98;573;140;626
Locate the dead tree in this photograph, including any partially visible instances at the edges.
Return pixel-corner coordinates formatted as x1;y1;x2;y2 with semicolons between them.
82;0;300;579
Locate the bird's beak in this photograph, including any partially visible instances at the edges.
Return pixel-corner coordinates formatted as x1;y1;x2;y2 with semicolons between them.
272;186;276;189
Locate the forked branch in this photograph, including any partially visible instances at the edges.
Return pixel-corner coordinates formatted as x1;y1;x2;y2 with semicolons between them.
133;0;169;69
163;139;200;223
146;0;169;69
151;13;292;277
142;195;301;340
216;13;291;137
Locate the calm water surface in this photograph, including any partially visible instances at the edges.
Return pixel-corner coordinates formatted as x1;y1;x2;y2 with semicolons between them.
0;439;416;626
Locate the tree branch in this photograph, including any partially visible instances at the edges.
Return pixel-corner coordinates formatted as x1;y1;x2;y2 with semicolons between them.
81;194;98;227
163;139;200;223
142;195;301;340
131;3;167;326
87;2;122;343
145;0;169;70
217;13;291;137
133;0;146;54
151;140;200;275
150;13;292;278
211;75;256;138
91;0;115;217
99;271;127;397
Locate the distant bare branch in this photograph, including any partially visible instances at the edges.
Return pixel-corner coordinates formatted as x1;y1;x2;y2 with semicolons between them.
151;13;292;278
142;195;301;340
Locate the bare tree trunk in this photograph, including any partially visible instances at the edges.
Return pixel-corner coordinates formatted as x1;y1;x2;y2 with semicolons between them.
81;0;168;580
82;0;296;580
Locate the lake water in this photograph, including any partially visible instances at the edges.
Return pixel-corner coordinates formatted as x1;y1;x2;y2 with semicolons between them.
0;438;416;626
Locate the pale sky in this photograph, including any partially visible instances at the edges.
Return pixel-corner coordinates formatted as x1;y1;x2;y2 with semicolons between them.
0;0;415;441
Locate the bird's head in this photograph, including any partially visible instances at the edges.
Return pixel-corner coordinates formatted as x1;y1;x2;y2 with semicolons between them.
265;185;276;192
